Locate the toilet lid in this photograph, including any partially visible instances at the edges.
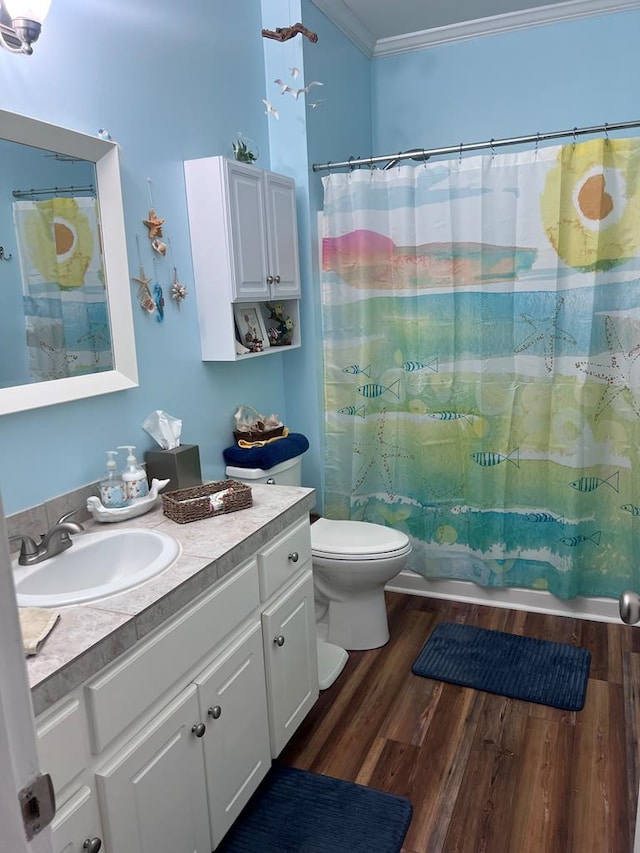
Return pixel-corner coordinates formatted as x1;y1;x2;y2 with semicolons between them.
311;518;411;560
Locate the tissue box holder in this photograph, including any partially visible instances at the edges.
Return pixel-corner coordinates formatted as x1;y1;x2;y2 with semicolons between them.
145;445;202;491
162;480;252;524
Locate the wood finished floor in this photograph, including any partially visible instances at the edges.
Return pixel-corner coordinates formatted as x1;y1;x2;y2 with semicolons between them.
281;592;640;853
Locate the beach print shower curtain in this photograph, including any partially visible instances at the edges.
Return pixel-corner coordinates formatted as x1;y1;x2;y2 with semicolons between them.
13;196;112;382
321;138;640;600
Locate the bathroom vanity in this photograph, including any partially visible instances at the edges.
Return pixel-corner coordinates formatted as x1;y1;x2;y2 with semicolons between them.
27;484;318;853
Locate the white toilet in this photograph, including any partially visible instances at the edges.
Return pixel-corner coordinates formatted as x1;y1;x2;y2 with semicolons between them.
311;517;412;650
226;453;412;657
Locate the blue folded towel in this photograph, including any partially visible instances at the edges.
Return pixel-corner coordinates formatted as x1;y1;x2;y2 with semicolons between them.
223;432;309;470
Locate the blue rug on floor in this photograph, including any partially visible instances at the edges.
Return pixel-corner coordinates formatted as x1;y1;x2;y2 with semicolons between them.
412;621;590;711
216;764;413;853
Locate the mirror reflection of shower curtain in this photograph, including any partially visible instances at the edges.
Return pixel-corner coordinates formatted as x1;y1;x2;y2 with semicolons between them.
321;138;640;601
12;196;113;382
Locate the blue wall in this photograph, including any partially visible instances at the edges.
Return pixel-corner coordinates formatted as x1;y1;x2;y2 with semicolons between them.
0;0;283;514
1;0;637;517
372;10;640;156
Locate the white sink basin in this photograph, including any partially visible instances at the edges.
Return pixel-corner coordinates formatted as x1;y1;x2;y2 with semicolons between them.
13;529;180;608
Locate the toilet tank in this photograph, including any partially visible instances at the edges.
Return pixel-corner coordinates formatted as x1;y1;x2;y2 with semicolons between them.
225;454;303;486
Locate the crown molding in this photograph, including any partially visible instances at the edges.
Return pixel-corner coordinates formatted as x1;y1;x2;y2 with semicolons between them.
311;0;640;59
309;0;376;56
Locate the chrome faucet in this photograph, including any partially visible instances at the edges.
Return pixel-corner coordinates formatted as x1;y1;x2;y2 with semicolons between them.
10;511;85;566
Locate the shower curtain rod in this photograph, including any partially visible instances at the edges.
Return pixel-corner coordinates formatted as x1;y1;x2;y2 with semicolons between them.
311;118;640;173
12;184;95;199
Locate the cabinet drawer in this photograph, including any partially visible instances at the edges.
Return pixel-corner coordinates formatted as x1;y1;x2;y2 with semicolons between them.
51;785;102;853
257;517;312;601
85;559;260;753
37;698;87;800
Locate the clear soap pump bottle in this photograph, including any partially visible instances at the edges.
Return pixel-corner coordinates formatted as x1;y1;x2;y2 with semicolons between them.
100;450;128;508
118;446;149;501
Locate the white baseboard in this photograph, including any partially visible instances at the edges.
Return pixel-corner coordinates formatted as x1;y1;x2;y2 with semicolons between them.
386;569;627;625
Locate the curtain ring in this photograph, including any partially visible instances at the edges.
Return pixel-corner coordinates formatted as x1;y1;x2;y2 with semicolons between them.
604;122;610;143
572;127;578;147
490;138;496;158
422;148;428;168
459;142;463;164
535;132;540;156
348;156;355;172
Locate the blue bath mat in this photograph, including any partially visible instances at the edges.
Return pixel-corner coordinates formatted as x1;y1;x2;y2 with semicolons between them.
216;764;413;853
412;621;590;711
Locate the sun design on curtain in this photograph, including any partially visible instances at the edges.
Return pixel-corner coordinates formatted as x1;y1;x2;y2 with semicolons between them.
321;137;640;600
13;196;113;382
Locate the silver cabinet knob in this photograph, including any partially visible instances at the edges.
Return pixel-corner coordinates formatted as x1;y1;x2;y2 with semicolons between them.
191;722;206;738
83;839;102;853
273;635;285;647
274;275;281;283
266;477;276;484
288;551;299;563
208;705;222;719
266;275;274;284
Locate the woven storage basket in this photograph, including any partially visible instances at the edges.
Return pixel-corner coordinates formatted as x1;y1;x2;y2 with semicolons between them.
162;480;252;524
233;424;285;443
233;405;284;444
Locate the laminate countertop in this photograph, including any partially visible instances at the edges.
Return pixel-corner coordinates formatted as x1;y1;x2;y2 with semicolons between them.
24;484;316;717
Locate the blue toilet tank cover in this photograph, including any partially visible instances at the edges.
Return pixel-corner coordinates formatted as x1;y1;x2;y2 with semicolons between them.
223;432;309;470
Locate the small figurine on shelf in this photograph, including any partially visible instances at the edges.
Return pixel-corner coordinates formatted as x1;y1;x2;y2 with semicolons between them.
232;135;258;164
266;303;294;346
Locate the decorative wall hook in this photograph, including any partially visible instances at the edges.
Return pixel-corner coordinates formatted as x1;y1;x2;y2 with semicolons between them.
0;246;12;260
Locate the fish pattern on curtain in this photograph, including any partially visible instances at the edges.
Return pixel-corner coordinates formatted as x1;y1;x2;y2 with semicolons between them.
13;196;113;382
321;138;640;600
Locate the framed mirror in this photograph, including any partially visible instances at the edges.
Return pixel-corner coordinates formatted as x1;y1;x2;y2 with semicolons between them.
0;109;137;415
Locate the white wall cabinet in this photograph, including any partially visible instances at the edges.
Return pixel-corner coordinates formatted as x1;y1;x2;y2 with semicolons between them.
36;515;318;853
184;155;301;361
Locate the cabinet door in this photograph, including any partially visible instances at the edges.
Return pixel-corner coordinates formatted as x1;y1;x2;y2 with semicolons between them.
226;161;270;300
95;685;211;853
194;621;271;848
265;171;301;298
51;785;103;853
262;568;319;757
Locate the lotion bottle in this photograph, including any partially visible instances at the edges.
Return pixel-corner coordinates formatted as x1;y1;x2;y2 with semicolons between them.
118;445;149;501
100;450;128;508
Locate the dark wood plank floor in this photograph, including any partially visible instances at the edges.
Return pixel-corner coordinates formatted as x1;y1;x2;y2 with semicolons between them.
281;592;640;853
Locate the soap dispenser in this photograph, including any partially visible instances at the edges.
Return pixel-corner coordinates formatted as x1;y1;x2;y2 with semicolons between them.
100;451;128;508
118;445;149;501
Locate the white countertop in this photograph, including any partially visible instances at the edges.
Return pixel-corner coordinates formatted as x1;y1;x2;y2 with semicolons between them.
26;484;316;717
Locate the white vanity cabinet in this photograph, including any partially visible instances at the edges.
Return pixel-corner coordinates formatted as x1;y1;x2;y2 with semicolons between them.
34;512;319;853
95;686;212;853
262;569;318;757
184;155;301;361
36;697;104;852
257;516;319;757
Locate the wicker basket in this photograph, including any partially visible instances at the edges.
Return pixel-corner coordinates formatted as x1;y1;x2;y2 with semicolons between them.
161;480;252;524
233;424;285;444
233;405;284;444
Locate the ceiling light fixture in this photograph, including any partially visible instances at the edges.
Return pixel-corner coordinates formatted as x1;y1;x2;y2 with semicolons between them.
0;0;51;55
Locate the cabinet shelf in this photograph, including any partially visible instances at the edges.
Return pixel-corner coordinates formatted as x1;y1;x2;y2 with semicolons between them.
184;156;302;362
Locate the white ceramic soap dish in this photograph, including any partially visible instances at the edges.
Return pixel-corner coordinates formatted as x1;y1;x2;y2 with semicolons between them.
86;478;170;523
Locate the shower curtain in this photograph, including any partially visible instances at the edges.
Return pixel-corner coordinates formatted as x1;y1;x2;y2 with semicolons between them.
13;196;112;382
321;137;640;600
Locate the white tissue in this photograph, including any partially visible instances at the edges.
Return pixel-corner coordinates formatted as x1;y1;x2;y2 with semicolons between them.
142;410;182;450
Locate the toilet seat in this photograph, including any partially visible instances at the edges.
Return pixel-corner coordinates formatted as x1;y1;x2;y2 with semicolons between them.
311;518;411;562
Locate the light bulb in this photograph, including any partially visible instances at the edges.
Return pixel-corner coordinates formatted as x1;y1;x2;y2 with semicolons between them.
4;0;52;25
